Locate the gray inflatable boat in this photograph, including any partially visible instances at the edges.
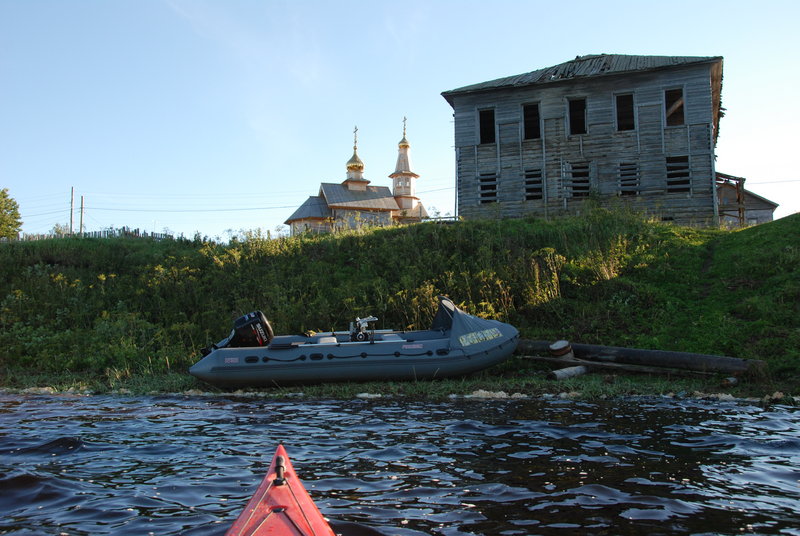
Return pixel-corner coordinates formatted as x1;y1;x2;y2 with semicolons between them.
189;296;519;387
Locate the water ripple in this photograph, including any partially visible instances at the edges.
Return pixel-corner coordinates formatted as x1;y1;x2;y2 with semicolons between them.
1;394;799;535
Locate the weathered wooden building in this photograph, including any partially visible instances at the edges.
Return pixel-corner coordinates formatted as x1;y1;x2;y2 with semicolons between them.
716;172;779;226
441;54;742;225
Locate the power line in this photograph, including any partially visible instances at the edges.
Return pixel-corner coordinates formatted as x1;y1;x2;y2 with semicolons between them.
417;186;455;194
22;209;72;218
75;177;456;199
89;205;299;213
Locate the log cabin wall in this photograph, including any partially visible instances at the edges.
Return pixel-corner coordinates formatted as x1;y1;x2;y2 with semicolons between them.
445;58;723;226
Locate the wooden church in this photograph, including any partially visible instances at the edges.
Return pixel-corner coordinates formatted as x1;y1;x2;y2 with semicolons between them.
285;122;428;235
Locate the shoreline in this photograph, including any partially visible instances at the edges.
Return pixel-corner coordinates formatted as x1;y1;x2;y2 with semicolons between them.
1;370;794;407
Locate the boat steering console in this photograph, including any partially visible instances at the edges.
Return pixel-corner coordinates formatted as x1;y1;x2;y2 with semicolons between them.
349;316;378;342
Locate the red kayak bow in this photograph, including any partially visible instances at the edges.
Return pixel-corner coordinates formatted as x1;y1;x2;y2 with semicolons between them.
226;445;337;536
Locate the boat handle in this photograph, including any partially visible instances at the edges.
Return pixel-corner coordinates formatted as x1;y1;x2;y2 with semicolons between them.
275;456;287;485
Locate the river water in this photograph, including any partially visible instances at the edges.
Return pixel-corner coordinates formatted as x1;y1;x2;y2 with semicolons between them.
1;392;799;536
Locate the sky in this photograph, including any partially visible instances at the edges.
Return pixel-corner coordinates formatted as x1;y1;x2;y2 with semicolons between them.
2;0;799;240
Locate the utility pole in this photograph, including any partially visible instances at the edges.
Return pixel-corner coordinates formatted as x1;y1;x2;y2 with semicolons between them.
69;187;74;235
80;195;85;237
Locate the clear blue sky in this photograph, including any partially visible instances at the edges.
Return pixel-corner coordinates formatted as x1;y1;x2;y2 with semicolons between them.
2;0;798;240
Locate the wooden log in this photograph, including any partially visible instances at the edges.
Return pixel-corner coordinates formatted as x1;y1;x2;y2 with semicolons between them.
548;340;574;358
515;339;765;376
518;354;715;377
547;365;588;380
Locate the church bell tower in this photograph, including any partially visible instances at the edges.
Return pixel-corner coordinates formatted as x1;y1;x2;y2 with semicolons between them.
390;117;420;211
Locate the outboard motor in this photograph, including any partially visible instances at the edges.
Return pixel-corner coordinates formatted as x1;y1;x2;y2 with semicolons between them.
229;311;274;348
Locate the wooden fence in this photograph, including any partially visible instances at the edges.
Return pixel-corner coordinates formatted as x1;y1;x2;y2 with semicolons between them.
5;227;174;242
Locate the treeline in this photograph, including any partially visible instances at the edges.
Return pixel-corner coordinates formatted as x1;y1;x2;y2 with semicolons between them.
1;209;798;381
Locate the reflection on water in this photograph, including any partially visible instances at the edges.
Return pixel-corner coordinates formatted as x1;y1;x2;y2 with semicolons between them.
1;393;799;535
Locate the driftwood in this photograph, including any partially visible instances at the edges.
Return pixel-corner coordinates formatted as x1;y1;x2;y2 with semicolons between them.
516;339;766;376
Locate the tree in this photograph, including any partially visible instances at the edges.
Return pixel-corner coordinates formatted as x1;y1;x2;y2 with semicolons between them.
51;223;70;236
0;188;22;239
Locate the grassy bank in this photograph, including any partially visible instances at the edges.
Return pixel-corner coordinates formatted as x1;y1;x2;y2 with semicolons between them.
1;209;798;399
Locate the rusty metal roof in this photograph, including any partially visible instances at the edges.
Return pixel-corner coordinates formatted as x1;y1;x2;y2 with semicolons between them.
442;54;723;103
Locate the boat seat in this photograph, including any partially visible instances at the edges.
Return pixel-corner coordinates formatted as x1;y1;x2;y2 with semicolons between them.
317;336;338;345
381;334;403;341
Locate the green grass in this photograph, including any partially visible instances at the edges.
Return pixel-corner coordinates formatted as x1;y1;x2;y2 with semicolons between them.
1;209;798;399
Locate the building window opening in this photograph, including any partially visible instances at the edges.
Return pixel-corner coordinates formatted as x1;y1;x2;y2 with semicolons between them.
569;162;591;197
616;94;635;131
523;103;541;140
665;88;685;126
524;168;543;200
479;109;496;144
568;98;587;135
478;172;498;204
666;156;691;192
618;162;640;196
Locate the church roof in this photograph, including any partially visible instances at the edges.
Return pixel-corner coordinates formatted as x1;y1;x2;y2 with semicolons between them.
284;195;332;224
320;183;400;211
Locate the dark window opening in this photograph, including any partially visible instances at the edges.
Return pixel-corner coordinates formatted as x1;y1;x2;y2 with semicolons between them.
568;98;587;135
665;89;685;126
524;168;543;200
616;94;635;131
478;173;497;204
479;109;496;144
618;162;639;196
523;104;541;139
570;162;591;197
666;156;691;192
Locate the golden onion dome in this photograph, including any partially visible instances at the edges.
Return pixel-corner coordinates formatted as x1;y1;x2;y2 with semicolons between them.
346;125;365;172
346;147;364;171
398;116;410;148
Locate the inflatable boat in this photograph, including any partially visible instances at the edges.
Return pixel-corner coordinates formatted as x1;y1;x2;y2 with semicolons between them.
189;296;519;387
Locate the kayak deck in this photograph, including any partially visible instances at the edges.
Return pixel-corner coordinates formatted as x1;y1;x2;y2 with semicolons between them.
226;445;336;536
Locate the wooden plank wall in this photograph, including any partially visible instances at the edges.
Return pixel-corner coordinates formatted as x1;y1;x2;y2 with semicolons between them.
450;63;719;225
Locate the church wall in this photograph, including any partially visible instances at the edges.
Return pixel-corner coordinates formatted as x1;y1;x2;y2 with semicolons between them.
290;219;332;235
332;209;393;230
